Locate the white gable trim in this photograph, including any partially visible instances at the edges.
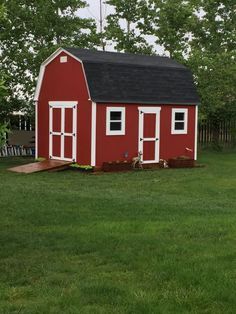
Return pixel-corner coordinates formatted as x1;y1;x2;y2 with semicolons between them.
34;47;91;102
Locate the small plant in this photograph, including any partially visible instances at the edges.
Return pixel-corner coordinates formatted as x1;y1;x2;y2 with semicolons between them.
36;157;46;162
70;163;93;171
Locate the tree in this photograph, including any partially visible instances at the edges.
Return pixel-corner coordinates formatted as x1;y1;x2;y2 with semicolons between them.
0;3;10;145
145;0;196;60
188;0;236;147
0;0;100;110
105;0;153;54
143;0;236;147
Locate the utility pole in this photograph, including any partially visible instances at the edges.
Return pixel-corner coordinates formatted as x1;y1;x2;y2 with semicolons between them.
99;0;106;51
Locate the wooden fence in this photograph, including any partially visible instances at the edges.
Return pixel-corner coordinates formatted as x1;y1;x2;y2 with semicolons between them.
198;120;236;147
0;145;35;157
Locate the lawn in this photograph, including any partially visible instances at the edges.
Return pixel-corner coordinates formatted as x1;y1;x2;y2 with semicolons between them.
0;152;236;314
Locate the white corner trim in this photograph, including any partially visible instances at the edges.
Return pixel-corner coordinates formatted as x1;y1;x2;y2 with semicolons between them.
106;107;126;136
171;108;188;134
194;106;198;160
34;48;91;102
34;100;38;159
91;102;97;166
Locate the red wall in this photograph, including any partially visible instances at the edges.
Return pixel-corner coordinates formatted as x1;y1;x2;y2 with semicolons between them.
37;52;92;164
95;103;196;166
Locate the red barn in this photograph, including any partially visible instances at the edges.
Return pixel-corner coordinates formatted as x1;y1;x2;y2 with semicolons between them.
34;48;199;168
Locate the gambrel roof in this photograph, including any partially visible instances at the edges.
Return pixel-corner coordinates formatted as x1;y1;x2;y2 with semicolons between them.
65;48;200;105
34;47;200;105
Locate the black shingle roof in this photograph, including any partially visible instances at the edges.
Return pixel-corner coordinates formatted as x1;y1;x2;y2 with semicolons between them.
65;48;200;105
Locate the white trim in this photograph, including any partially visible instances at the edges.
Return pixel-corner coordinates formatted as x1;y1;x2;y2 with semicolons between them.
91;102;97;166
194;106;198;160
171;108;188;134
34;101;38;159
72;105;77;162
34;48;91;102
138;107;161;113
138;107;161;164
61;108;65;158
49;101;78;162
49;101;77;108
106;107;126;136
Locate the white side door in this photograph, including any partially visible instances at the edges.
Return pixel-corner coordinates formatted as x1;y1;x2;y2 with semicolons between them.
138;107;161;164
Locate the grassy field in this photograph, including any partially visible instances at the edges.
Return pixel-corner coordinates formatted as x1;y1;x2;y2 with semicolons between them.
0;152;236;314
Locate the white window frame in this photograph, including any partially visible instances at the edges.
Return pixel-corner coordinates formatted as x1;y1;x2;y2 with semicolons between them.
171;108;188;134
60;56;68;63
106;107;126;135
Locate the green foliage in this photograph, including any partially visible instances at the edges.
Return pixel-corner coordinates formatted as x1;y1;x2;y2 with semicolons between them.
35;157;46;162
146;0;196;60
70;163;93;170
0;122;10;148
143;0;236;125
1;152;236;312
0;0;100;110
105;0;153;54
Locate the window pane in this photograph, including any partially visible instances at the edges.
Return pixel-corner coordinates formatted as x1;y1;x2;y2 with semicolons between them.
110;111;122;121
175;112;184;121
110;122;122;131
175;122;184;130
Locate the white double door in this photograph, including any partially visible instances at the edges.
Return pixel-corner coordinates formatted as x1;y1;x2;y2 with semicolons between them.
49;101;77;162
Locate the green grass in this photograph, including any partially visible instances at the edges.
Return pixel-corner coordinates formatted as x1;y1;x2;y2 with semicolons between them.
0;152;236;314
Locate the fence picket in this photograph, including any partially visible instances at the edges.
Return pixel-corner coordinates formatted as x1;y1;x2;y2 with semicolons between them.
198;119;236;147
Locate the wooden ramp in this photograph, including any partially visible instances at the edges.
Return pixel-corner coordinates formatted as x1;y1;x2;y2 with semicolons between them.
8;160;72;174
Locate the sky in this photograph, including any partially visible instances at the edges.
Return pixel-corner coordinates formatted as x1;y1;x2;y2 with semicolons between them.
78;0;165;54
79;0;112;30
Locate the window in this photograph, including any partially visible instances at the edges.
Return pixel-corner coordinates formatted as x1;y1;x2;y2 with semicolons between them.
60;56;67;63
106;107;125;135
171;108;188;134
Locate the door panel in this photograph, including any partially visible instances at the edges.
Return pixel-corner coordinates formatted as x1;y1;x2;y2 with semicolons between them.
64;136;73;159
143;113;156;138
64;108;73;134
52;135;61;157
52;108;61;132
143;141;156;161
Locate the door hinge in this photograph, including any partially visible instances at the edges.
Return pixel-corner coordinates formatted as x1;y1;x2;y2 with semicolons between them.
140;138;143;141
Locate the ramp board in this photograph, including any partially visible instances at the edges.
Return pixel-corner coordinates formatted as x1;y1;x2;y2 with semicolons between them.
8;160;72;174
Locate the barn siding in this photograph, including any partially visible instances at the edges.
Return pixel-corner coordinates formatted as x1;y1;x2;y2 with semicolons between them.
37;52;92;165
95;104;196;166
